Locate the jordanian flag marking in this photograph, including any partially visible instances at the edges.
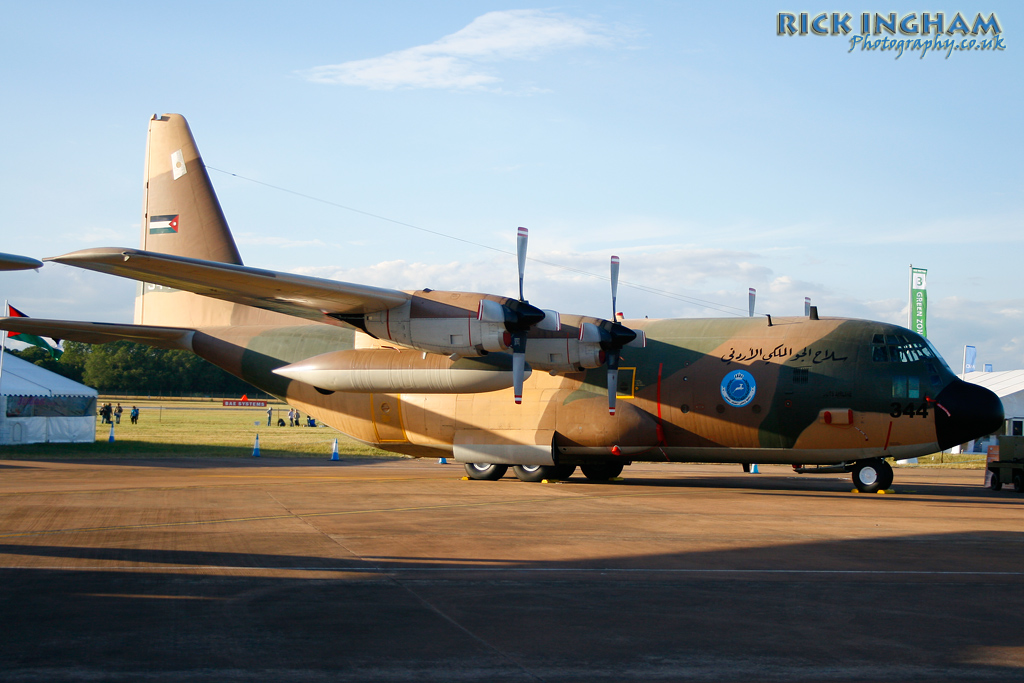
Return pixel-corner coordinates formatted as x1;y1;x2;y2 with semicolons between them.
149;214;179;234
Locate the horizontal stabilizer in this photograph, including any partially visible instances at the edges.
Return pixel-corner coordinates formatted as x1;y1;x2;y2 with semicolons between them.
46;248;411;325
0;317;195;350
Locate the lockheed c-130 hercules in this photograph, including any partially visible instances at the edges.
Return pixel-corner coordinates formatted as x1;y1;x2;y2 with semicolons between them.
0;114;1004;492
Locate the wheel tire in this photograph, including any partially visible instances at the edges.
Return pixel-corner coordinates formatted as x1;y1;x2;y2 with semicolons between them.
990;473;1002;491
464;463;508;481
1014;473;1024;493
512;464;561;482
876;459;894;490
851;459;891;493
581;462;625;481
553;464;577;480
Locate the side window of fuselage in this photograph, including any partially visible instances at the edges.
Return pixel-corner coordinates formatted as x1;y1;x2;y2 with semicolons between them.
893;375;907;398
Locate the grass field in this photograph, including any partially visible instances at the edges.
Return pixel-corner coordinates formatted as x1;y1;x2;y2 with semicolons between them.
3;398;400;460
906;453;988;469
4;397;988;467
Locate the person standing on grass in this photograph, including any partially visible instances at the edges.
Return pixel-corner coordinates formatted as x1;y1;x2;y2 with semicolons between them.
114;403;123;424
130;406;139;424
266;406;272;426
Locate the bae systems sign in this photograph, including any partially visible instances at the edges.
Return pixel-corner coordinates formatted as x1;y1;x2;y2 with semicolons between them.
777;12;1005;58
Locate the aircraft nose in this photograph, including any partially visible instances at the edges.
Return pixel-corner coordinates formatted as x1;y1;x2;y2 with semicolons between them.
933;379;1004;450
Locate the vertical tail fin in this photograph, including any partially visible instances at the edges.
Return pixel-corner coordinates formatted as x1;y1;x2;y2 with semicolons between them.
140;114;242;264
134;114;243;326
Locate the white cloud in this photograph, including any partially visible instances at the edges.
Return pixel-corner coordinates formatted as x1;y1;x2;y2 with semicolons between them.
301;10;618;91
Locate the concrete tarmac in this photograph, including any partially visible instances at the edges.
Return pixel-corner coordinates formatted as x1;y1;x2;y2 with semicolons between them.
0;458;1022;682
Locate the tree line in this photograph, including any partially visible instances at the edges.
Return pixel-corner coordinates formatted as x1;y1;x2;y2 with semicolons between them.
7;341;261;397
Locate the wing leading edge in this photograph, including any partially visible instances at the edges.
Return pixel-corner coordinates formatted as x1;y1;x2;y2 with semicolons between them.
46;248;411;325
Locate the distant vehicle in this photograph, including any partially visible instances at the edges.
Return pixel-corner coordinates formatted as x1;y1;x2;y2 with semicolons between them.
989;436;1024;493
1;114;1004;492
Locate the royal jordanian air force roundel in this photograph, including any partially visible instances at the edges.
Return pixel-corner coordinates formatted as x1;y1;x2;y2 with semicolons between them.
720;369;756;407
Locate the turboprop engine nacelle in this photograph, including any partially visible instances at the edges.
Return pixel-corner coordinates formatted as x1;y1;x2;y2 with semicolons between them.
360;291;635;376
362;291;560;358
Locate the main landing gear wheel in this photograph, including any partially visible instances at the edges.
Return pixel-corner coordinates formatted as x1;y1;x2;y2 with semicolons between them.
851;458;893;493
553;464;577;480
1014;473;1024;493
464;463;508;481
581;463;625;482
512;464;567;482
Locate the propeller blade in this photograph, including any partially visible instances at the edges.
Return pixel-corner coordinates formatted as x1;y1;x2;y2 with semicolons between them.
748;288;756;317
610;255;620;320
517;226;529;301
511;336;527;404
607;349;620;416
511;227;533;404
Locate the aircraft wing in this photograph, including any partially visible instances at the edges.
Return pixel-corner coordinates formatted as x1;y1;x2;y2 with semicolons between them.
46;248;411;324
0;318;195;350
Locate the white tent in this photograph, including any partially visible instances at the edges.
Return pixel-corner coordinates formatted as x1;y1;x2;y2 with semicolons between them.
0;352;97;445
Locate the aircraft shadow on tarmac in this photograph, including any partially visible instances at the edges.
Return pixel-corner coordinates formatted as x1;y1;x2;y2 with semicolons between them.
1;530;1022;573
0;532;1022;681
0;454;405;469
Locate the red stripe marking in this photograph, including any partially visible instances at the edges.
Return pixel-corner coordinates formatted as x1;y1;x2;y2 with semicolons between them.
883;421;893;451
386;308;392;340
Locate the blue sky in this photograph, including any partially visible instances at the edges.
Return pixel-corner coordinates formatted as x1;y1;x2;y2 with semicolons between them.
1;2;1020;371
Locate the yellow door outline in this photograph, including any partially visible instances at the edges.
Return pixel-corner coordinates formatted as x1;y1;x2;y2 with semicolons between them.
616;367;637;399
370;394;409;443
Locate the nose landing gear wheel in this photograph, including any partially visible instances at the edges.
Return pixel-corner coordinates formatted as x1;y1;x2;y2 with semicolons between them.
464;463;509;481
851;458;893;493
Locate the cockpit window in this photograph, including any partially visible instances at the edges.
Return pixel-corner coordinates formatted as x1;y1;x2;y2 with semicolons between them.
871;332;933;363
923;337;952;372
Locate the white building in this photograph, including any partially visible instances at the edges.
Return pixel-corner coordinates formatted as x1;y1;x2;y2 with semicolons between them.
0;353;97;445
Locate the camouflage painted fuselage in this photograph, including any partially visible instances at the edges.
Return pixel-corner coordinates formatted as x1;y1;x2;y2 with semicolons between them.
186;310;997;467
